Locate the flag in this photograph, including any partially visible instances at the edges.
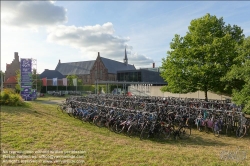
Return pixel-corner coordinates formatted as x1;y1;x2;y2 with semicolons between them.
53;78;57;86
63;78;67;86
42;78;47;86
73;78;77;86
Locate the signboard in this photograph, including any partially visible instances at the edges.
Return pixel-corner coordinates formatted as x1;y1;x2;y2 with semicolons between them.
20;58;33;101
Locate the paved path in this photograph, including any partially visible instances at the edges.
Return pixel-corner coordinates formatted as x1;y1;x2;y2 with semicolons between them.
38;99;65;105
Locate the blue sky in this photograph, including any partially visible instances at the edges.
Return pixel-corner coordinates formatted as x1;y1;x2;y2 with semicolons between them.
1;1;250;73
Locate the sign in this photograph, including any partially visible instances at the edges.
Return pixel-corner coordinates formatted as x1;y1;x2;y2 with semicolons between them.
42;78;47;86
63;78;67;86
20;58;33;101
53;78;57;86
73;78;77;86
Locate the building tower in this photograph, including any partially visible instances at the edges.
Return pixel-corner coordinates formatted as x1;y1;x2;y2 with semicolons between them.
124;47;128;65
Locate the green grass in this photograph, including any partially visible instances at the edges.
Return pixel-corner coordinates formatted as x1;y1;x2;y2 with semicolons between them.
1;98;250;166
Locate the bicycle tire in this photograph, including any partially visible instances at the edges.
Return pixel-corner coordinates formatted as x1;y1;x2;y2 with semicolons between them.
127;125;134;137
178;126;191;139
236;126;247;138
114;122;124;134
140;124;150;140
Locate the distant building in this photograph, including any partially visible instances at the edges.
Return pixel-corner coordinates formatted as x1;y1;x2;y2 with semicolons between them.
3;76;17;89
53;49;135;84
3;52;20;88
39;69;64;86
117;63;167;85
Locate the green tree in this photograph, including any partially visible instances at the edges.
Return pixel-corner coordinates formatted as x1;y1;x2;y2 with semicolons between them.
222;37;250;113
15;69;21;93
161;13;244;101
66;75;83;86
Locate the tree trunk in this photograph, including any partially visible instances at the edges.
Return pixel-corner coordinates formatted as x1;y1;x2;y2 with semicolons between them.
204;90;208;101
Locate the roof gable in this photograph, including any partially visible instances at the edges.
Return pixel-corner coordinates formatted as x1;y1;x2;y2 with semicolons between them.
100;57;135;74
39;69;64;79
55;61;95;75
4;76;17;84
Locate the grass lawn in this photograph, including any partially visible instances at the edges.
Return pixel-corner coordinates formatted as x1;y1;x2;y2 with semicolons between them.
1;97;250;166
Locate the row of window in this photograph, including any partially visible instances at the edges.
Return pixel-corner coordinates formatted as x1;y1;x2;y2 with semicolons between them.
117;72;142;82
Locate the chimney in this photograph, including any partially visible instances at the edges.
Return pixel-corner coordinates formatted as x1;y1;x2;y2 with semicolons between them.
98;52;100;57
59;59;61;63
153;62;155;68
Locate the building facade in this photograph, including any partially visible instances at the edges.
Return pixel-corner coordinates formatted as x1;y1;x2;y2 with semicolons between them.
3;52;20;88
54;49;135;84
117;67;166;85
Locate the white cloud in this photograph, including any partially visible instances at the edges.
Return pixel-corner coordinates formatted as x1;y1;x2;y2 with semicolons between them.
1;1;67;28
47;22;154;67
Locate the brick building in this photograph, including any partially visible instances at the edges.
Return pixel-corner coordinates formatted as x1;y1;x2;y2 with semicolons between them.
53;49;135;84
3;52;20;88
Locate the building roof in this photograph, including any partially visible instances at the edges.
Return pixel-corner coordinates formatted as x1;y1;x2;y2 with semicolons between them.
4;76;17;84
39;69;64;79
55;60;95;75
54;56;135;75
140;69;166;84
100;57;135;74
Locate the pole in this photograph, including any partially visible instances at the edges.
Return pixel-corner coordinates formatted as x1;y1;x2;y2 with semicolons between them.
66;79;67;92
1;71;3;94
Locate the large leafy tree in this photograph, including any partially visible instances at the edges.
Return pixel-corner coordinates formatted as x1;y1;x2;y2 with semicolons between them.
161;13;245;101
222;37;250;113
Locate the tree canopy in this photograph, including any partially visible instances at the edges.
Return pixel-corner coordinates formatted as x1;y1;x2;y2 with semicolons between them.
222;36;250;113
161;13;245;101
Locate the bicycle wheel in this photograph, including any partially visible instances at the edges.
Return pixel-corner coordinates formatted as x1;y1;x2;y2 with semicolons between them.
225;124;232;137
114;121;124;134
236;126;247;138
157;128;170;141
127;125;135;137
95;117;106;128
178;126;191;139
214;129;220;137
140;124;150;140
164;126;175;140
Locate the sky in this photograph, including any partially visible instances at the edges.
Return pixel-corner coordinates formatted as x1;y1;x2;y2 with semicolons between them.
1;1;250;73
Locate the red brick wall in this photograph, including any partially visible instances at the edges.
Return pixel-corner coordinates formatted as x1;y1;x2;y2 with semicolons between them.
46;79;63;86
5;53;20;82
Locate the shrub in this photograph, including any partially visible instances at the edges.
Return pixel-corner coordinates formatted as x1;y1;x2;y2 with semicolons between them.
0;88;25;106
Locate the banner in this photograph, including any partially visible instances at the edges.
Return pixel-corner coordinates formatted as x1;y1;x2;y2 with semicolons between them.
20;58;32;101
63;78;67;86
73;78;77;86
53;78;57;86
42;78;47;86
